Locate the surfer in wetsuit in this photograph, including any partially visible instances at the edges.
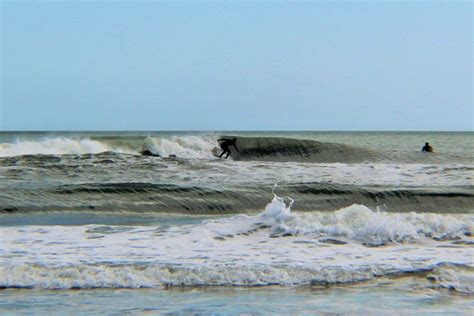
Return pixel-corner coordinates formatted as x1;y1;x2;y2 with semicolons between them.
421;142;433;153
218;137;239;159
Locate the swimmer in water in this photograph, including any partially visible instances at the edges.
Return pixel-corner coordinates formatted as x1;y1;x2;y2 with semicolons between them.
421;142;433;153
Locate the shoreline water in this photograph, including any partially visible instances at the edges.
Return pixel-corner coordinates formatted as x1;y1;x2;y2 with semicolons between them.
1;274;473;315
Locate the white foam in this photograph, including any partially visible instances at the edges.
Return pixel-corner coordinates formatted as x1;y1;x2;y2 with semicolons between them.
192;193;472;246
0;263;408;289
1;195;472;289
0;135;218;159
0;138;120;157
261;187;293;222
146;135;218;159
271;205;473;246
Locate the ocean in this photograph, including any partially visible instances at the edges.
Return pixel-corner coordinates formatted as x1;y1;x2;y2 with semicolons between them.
0;131;472;315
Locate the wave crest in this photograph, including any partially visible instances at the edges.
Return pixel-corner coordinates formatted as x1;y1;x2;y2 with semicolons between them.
0;135;218;159
0;138;120;157
197;193;473;246
2;262;472;291
0;263;405;289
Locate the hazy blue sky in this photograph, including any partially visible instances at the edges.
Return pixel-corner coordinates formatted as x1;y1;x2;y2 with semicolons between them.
1;1;472;131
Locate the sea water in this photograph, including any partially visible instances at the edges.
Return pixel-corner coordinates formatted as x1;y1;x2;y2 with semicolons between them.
0;131;472;315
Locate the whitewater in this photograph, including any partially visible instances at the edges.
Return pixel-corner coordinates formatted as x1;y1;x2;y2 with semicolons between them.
2;192;473;288
0;131;473;314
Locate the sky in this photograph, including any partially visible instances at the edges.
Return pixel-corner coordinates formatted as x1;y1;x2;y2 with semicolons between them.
1;1;472;131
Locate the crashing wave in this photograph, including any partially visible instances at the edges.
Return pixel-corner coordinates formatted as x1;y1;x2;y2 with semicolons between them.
142;135;217;159
0;135;218;159
0;193;472;290
0;263;420;289
193;190;473;246
0;137;122;157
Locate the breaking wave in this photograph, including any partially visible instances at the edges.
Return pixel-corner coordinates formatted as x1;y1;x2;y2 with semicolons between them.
0;135;383;163
194;190;473;246
0;136;217;159
1;193;472;290
142;135;217;159
5;263;471;290
0;137;122;157
2;261;472;292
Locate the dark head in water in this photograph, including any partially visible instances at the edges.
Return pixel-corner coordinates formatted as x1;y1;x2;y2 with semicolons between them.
140;149;160;157
217;137;239;159
422;142;433;153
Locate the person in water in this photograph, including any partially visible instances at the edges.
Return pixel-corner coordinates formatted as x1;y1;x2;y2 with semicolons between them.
421;142;433;153
218;137;239;159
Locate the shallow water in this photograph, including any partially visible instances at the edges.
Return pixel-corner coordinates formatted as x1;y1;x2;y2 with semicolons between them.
1;277;473;315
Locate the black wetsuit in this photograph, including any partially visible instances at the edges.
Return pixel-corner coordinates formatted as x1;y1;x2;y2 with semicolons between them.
218;138;239;159
422;145;433;152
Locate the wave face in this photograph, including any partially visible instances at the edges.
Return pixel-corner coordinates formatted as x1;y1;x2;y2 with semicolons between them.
2;180;473;214
224;136;384;163
1;195;472;290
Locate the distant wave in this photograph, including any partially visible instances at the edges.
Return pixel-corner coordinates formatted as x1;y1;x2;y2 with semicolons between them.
0;135;385;163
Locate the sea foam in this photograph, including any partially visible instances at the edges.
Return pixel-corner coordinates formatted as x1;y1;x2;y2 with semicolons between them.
144;135;217;159
0;137;123;157
1;194;472;290
192;191;472;246
0;135;218;159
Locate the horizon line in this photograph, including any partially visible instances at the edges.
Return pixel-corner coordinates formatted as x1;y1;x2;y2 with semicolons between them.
0;129;473;133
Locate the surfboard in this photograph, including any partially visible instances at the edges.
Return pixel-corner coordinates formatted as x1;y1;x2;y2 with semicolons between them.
212;147;223;158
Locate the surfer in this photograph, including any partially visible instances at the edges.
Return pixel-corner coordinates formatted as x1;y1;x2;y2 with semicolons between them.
218;137;239;159
421;142;433;153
